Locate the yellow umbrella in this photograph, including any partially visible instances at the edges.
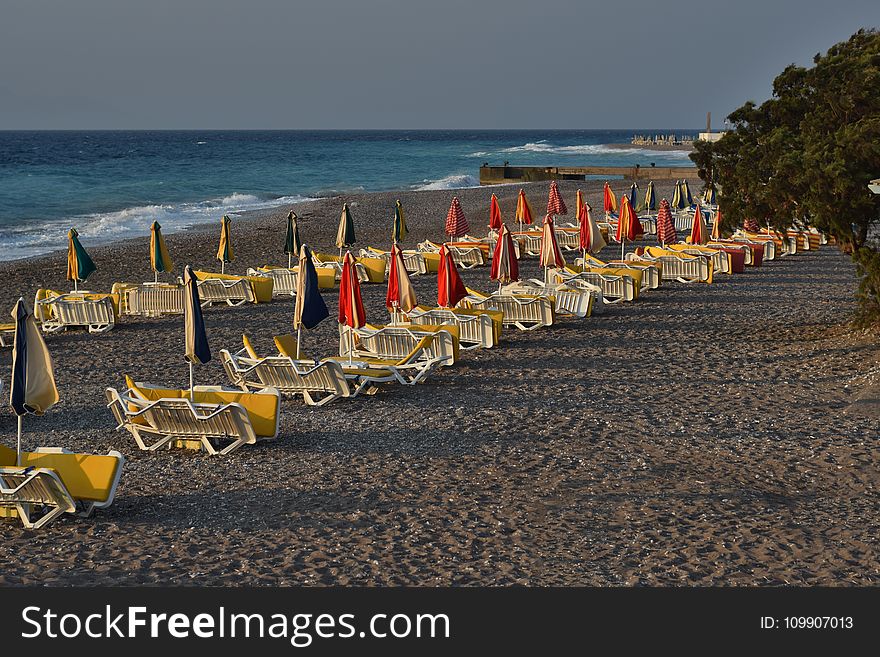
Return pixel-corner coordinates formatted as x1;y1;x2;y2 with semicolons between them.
216;215;234;274
150;221;173;282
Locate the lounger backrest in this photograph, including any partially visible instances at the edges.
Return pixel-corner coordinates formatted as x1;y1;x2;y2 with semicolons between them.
274;334;307;359
242;334;260;359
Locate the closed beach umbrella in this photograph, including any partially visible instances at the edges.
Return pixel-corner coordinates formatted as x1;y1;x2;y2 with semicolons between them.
149;221;173;282
386;244;418;316
292;244;329;359
490;224;519;287
682;179;694;206
437;243;467;308
66;228;96;291
689;203;708;245
444;196;469;240
629;183;639;210
488;193;503;232
539;213;566;274
392;200;408;244
615;195;643;259
515;188;534;231
285;211;303;269
579;202;607;257
656;199;678;246
216;215;234;274
603;182;618;215
336;203;356;257
703;185;717;206
183;265;211;396
710;208;723;241
10;298;59;464
642;181;657;213
575;189;585;223
338;252;366;330
671;180;686;210
744;218;760;233
547;180;567;216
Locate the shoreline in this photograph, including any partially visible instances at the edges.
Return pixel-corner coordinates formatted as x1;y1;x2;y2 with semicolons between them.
604;142;695;152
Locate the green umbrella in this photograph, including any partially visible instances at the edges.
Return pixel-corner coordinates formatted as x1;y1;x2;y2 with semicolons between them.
284;211;302;268
335;203;356;258
66;228;96;291
392;200;408;244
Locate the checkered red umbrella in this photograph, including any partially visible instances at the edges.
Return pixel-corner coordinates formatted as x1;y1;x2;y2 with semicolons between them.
444;197;469;238
744;218;760;232
656;199;677;245
547;181;567;216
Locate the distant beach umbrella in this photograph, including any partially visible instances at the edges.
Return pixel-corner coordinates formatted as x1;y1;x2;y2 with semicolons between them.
603;182;618;215
490;224;519;287
338;252;366;330
575;189;585;222
183;265;211;397
392;200;408;244
284;212;303;269
703;185;717;205
615;195;643;260
291;244;329;359
216;215;234;274
489;193;503;232
629;183;639;210
579;202;607;257
689;203;708;245
515;188;534;230
149;221;173;283
682;179;694;206
672;180;687;210
539;214;566;276
547;181;567;216
10;298;59;463
437;243;467;308
386;244;418;316
444;197;469;240
641;181;657;213
743;218;760;232
336;203;356;257
66;228;96;291
656;199;678;246
710;208;723;241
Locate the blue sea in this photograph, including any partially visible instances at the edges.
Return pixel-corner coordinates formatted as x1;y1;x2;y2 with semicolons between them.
0;130;696;261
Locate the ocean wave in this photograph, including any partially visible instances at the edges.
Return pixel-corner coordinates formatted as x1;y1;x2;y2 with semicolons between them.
0;193;316;261
414;174;481;191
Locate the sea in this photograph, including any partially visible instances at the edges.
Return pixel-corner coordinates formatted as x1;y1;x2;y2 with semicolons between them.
0;130;696;261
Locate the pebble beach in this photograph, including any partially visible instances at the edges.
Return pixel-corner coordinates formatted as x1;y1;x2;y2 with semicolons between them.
1;179;879;586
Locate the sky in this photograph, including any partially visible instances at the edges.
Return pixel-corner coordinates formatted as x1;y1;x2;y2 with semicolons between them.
1;0;878;129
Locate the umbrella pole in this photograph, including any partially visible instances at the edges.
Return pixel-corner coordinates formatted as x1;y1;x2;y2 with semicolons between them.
189;361;194;400
221;261;225;275
73;279;78;292
16;415;22;466
154;271;158;284
348;328;353;366
621;238;626;262
296;326;302;360
288;253;292;269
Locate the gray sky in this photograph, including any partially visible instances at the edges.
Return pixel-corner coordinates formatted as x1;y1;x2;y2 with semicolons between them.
1;0;877;129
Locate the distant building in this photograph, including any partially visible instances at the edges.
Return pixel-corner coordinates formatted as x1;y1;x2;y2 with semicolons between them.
698;132;724;142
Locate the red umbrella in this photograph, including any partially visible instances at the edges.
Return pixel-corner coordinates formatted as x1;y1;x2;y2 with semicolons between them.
603;182;618;215
489;193;502;232
744;218;760;232
547;181;568;216
710;208;722;241
490;224;519;286
539;214;566;270
437;243;468;308
338;251;366;329
579;202;606;256
656;198;677;246
386;244;417;315
445;196;469;239
689;203;708;245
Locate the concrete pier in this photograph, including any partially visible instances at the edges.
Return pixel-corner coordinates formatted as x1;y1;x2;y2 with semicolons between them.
479;164;699;185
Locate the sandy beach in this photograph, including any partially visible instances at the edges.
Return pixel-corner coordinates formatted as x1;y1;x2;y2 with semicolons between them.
1;179;879;586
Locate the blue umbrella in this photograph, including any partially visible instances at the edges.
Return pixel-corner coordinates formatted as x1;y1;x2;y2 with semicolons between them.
629;183;639;212
183;266;211;396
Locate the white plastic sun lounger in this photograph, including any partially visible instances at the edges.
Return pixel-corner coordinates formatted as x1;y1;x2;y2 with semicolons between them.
0;324;14;347
625;252;712;284
672;247;730;274
459;289;554;331
516;232;544;256
418;241;486;269
196;277;256;306
327;334;444;386
339;324;457;366
358;248;429;275
36;293;116;333
113;282;185;316
556;270;636;304
312;257;372;282
503;281;595;319
406;307;498;349
220;348;352;405
575;257;661;291
246;267;298;297
106;387;272;456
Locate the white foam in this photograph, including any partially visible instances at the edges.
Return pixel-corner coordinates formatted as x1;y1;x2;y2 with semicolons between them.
476;140;693;160
414;174;481;191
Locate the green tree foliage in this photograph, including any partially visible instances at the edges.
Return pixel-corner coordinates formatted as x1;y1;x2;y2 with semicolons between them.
692;29;880;323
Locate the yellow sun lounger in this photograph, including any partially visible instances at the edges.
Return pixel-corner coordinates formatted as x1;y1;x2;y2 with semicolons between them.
358;247;429;275
34;289;119;333
112;282;185;316
312;253;387;283
418;241;486;269
247;266;336;295
0;444;124;529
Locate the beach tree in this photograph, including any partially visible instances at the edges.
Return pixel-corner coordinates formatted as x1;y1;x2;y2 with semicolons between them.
692;28;880;324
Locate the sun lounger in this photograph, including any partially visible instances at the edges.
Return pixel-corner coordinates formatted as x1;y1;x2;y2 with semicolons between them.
34;290;118;333
0;323;14;347
576;255;661;290
358;247;429;275
406;306;501;349
418;241;486;269
192;270;274;303
107;382;280;455
503;281;595;318
340;323;459;366
557;267;637;304
112;282;185;316
0;444;124;529
668;244;732;274
312;253;386;283
627;248;713;284
326;334;444;386
459;288;554;331
512;231;544;256
247;265;336;295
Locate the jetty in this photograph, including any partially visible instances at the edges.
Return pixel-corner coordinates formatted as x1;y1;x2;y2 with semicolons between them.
479;164;699;185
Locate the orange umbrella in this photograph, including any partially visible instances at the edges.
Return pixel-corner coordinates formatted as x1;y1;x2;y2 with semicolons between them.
490;224;519;287
710;208;722;241
339;251;366;364
603;182;618;215
515;188;534;231
489;193;502;232
386;244;417;318
690;204;708;245
437;243;467;308
615;195;643;259
547;181;567;216
575;190;585;223
444;196;469;240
